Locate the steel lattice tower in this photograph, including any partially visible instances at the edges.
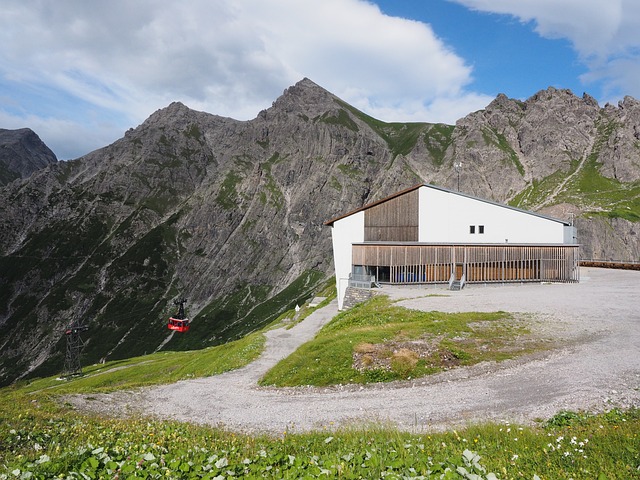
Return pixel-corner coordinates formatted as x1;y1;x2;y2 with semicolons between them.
63;320;89;377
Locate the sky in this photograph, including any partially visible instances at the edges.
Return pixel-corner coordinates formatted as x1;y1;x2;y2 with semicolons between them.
1;1;639;160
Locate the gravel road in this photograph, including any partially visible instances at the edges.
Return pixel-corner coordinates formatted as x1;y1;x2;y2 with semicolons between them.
72;267;640;434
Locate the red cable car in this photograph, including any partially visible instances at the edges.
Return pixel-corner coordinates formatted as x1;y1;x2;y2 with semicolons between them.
167;298;190;333
168;317;190;332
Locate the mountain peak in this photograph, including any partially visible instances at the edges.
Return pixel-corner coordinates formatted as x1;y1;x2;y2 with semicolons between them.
146;101;196;123
0;128;57;184
267;78;339;118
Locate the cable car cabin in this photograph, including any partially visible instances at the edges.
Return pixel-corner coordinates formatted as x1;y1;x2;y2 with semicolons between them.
167;298;189;332
167;317;190;333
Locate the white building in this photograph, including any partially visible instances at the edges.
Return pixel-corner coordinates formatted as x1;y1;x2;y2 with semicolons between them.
325;184;579;309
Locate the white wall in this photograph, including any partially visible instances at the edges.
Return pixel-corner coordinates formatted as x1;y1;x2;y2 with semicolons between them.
330;211;364;310
418;186;566;244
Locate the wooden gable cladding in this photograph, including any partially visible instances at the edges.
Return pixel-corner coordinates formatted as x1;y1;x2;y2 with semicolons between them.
364;188;419;241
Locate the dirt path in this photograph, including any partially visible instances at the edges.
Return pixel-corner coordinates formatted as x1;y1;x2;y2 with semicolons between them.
69;268;640;434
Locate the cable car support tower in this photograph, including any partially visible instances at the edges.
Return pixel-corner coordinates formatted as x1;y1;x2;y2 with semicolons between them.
63;320;89;377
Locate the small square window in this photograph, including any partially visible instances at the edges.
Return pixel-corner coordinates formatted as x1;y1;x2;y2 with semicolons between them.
479;225;485;234
469;225;475;234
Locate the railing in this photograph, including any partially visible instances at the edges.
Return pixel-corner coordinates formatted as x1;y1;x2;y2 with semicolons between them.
448;272;455;290
580;260;640;270
459;273;466;290
348;273;376;288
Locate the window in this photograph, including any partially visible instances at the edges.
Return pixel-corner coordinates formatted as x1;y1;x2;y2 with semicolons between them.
469;225;475;234
479;225;485;234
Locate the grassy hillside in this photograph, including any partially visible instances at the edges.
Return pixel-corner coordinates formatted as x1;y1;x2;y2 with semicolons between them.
1;294;639;478
10;331;262;397
509;115;640;222
509;160;640;222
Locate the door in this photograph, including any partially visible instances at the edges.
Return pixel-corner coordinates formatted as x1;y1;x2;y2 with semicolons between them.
455;263;464;280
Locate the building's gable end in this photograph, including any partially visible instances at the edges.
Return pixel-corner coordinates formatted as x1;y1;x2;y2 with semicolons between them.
422;184;570;226
418;186;567;244
365;188;419;241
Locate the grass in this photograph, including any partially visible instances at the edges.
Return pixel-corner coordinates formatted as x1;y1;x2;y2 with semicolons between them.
317;109;359;132
334;99;430;157
337;163;362;178
281;277;337;329
509;155;640;222
14;330;266;396
183;124;203;144
163;270;326;354
215;170;243;210
6;269;325;393
481;127;525;176
0;292;638;478
8;273;330;394
259;296;548;387
553;115;640;221
509;167;574;210
509;113;640;222
424;123;454;167
0;388;638;479
264;174;284;208
329;175;342;191
331;99;459;167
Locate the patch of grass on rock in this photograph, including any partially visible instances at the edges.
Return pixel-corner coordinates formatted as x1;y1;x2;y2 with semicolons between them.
259;296;548;387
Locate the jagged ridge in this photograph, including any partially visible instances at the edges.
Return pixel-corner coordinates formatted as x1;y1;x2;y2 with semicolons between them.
0;79;638;386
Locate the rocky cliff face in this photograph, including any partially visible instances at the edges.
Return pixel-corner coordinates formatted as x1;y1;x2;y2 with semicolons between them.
0;128;57;185
0;78;638;386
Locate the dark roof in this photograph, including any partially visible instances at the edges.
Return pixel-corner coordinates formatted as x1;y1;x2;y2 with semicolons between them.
324;183;572;226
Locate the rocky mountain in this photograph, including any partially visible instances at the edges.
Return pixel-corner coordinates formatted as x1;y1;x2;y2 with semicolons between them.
0;128;57;185
0;78;638;386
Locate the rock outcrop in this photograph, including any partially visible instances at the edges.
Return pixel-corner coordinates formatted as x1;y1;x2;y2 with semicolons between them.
0;128;57;185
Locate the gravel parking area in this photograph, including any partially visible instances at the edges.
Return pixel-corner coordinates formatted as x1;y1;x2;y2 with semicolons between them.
71;267;640;434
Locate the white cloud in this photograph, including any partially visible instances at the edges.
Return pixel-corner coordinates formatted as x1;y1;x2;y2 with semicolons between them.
349;91;492;125
452;0;640;100
0;0;489;158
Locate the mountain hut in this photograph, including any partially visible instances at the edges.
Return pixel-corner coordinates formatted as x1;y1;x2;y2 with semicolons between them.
325;184;579;310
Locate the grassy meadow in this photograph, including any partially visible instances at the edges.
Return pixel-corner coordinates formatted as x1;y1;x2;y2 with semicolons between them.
1;294;638;479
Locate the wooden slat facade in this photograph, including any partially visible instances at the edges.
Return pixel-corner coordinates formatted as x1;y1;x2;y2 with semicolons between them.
364;189;419;242
352;244;580;284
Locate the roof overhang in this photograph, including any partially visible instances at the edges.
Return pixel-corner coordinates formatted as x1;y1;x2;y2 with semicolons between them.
352;242;580;247
324;183;572;227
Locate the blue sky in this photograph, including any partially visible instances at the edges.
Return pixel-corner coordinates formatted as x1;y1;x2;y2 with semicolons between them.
373;0;586;98
1;0;638;160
